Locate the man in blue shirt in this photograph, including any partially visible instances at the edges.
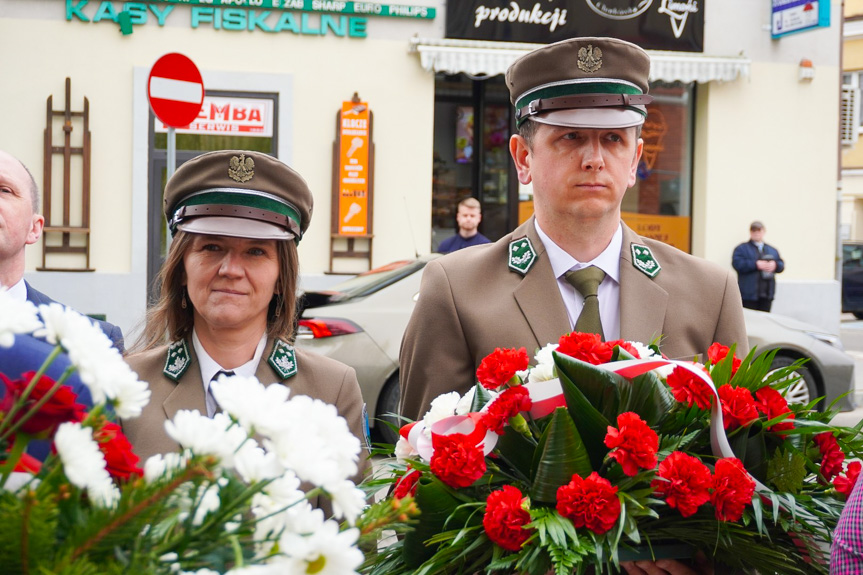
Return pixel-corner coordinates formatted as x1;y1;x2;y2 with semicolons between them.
437;197;491;254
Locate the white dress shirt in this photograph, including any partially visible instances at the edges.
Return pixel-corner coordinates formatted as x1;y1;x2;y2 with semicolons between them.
534;220;622;340
193;329;268;417
6;278;27;302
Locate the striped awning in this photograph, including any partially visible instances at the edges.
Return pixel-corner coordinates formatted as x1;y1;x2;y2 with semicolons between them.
410;37;750;84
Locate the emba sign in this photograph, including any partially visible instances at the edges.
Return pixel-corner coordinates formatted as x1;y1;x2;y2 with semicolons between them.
155;96;274;137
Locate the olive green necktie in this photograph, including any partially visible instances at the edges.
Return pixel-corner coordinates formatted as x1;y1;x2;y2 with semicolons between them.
564;266;606;340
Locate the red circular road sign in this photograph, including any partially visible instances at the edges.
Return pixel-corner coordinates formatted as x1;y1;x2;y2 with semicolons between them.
147;53;204;128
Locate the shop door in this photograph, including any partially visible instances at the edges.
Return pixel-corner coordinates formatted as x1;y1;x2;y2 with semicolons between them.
431;75;518;251
146;91;278;302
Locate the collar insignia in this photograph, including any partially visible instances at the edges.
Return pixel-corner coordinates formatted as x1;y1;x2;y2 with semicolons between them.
228;154;255;183
268;339;298;380
508;236;537;275
631;243;661;278
577;44;603;73
163;339;191;382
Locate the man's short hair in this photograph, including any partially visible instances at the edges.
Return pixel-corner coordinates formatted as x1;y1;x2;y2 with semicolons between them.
458;197;481;211
21;162;39;214
750;221;765;231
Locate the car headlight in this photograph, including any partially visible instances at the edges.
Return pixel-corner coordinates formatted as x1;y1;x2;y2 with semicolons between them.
805;331;844;350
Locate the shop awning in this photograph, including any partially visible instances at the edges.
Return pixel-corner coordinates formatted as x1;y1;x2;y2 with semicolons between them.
410;37;750;84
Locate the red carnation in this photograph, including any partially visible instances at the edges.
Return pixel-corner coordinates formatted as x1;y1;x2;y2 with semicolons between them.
606;339;640;358
604;412;659;476
93;421;142;481
755;386;795;432
0;371;86;436
430;433;487;489
707;343;741;375
835;461;862;498
666;366;714;410
556;472;621;534
483;486;533;551
651;451;712;517
717;385;758;430
556;332;614;365
481;386;533;434
394;467;421;499
476;347;530;390
814;432;845;481
711;457;755;522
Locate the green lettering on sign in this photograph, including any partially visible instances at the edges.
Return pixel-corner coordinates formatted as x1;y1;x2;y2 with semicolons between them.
138;0;434;18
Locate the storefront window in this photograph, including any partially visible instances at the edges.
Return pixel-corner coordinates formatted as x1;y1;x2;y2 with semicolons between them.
431;75;516;250
431;77;695;253
621;82;694;252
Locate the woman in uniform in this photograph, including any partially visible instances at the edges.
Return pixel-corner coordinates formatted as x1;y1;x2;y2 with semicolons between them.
122;150;368;485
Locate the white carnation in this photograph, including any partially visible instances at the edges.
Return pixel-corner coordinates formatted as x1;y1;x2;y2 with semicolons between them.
394;437;418;464
34;303;150;417
423;391;461;427
233;440;284;484
54;422;118;508
534;343;559;367
165;411;247;467
325;479;366;525
211;373;291;435
0;289;42;347
278;519;363;575
262;395;360;487
143;451;190;482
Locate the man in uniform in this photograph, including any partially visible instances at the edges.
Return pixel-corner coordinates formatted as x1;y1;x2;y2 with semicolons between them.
399;37;747;423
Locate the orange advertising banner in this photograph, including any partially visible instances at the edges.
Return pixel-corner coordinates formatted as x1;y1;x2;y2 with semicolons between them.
337;101;370;236
621;212;691;253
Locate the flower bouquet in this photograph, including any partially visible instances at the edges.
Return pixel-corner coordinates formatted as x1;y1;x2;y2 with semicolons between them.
366;333;862;574
0;291;406;575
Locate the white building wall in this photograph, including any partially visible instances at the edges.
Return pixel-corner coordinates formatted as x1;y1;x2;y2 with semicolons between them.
0;1;437;339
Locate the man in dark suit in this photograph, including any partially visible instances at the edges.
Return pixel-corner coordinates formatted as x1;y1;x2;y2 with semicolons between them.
0;150;123;350
0;333;93;461
732;221;784;312
400;37;747;422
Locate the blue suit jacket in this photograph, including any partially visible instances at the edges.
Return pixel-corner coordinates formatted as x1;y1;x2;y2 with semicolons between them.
0;333;94;460
26;282;125;352
731;241;784;301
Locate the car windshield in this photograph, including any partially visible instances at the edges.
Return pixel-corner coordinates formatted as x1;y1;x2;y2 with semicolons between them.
301;258;430;308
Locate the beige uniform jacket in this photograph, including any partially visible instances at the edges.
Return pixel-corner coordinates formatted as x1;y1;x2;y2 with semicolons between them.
399;218;748;422
123;337;370;487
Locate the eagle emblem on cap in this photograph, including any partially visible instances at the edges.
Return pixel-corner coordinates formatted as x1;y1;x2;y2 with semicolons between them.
577;44;603;73
228;154;255;183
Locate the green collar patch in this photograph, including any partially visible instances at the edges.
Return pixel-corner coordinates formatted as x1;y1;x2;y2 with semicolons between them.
631;243;661;278
268;339;298;380
508;237;537;275
163;339;191;382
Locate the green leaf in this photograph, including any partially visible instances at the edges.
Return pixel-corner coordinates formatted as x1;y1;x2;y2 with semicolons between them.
470;383;495;412
554;352;613;470
531;408;593;503
402;479;463;568
495;426;537;481
617;369;676;427
766;448;807;493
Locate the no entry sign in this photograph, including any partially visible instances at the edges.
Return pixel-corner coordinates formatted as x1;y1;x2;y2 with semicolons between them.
147;53;204;128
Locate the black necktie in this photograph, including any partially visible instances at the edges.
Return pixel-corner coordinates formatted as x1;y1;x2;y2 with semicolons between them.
207;370;234;417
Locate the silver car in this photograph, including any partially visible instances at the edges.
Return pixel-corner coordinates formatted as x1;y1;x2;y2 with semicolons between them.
296;256;856;442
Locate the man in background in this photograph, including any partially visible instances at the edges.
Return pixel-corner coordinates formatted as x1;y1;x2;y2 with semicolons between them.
437;196;491;253
0;150;124;350
732;221;784;312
